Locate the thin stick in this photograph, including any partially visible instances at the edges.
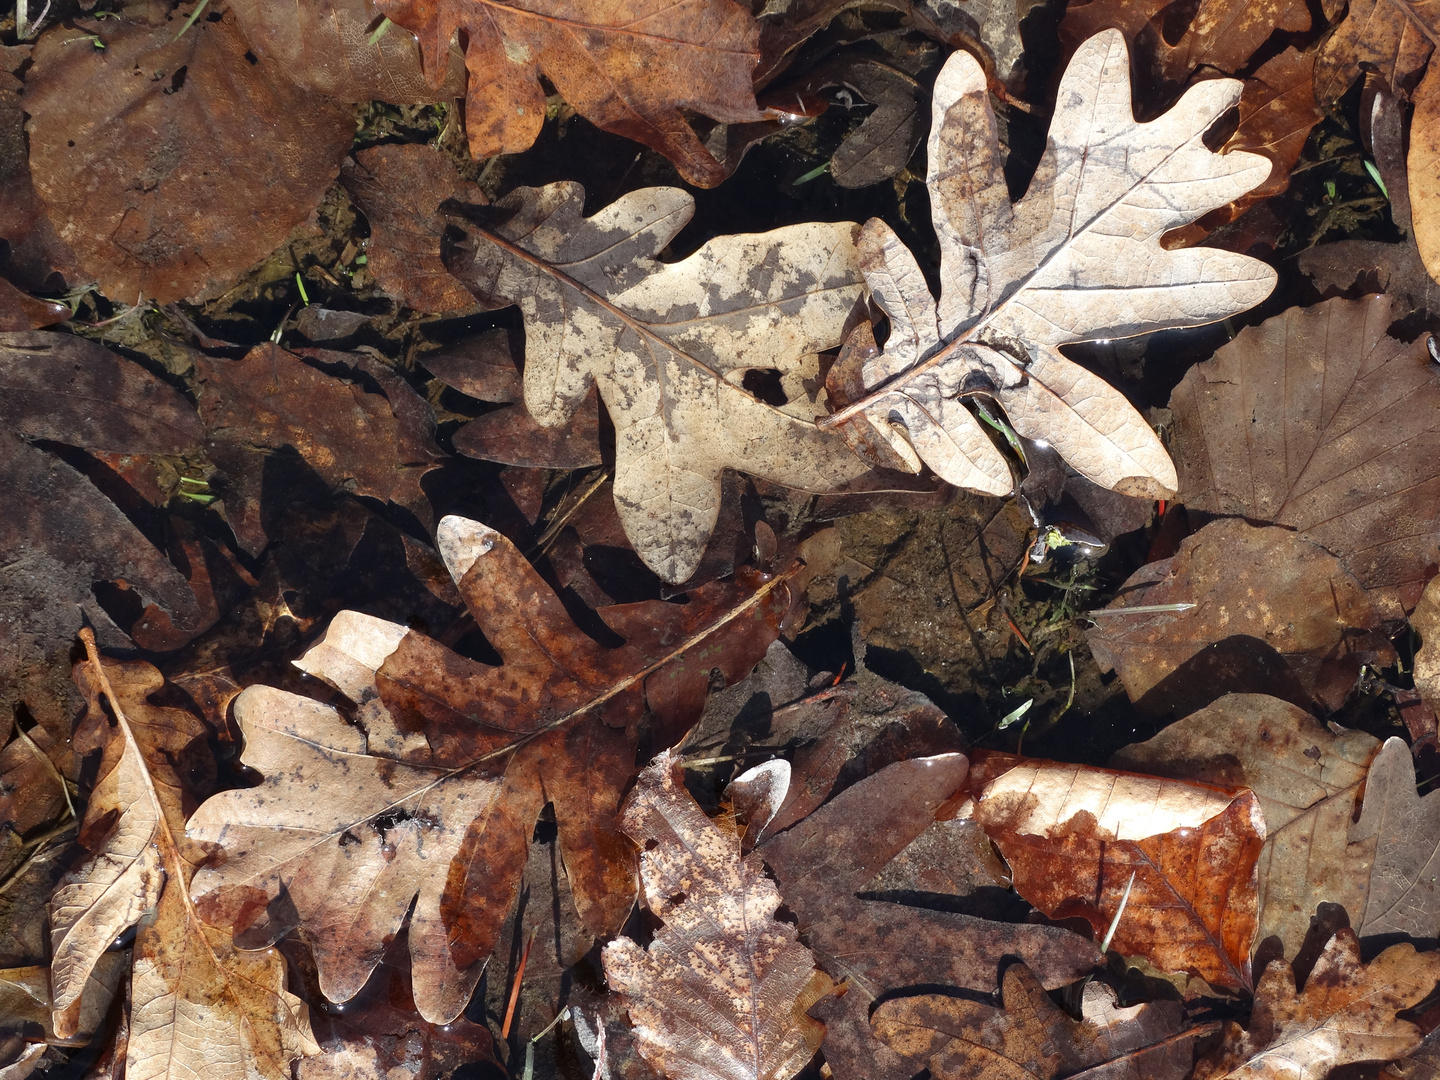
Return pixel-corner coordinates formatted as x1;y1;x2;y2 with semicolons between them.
502;928;537;1040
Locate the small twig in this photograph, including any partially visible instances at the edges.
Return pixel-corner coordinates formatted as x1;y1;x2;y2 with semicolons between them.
1086;602;1196;617
502;928;536;1040
1101;872;1137;953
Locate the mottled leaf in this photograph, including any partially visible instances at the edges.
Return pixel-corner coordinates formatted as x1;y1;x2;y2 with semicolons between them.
1315;0;1440;104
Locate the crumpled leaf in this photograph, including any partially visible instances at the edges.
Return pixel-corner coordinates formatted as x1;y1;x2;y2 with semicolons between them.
194;344;441;556
0;331;203;693
1347;736;1440;940
970;750;1265;991
1112;694;1383;960
228;0;465;103
1194;929;1440;1080
1086;519;1397;717
1315;0;1440;104
339;145;484;315
758;755;1103;994
1169;295;1440;617
822;30;1275;501
602;750;831;1080
442;181;872;582
23;10;356;305
873;964;1197;1080
49;636;318;1080
1060;0;1310;87
187;515;804;1024
377;0;765;188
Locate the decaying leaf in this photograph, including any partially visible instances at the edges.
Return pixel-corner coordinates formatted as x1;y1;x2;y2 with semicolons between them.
1086;519;1396;717
228;0;465;103
1169;295;1440;616
188;516;802;1023
1112;694;1383;959
339;145;484;315
0;332;204;696
1348;736;1440;940
377;0;765;188
1410;60;1440;286
1315;0;1440;104
442;182;872;582
23;10;355;304
821;30;1275;500
602;751;831;1080
970;751;1265;991
49;635;318;1080
194;344;441;556
873;964;1197;1080
758;755;1103;995
1194;929;1440;1080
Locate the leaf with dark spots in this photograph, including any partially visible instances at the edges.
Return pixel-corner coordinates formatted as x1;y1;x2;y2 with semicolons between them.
0;332;204;694
442;180;872;582
375;0;765;188
759;754;1103;994
602;751;831;1080
228;0;465;103
1086;519;1396;717
339;145;485;315
188;515;805;1024
194;343;442;556
23;10;355;305
969;750;1266;991
1314;0;1440;104
1168;295;1440;617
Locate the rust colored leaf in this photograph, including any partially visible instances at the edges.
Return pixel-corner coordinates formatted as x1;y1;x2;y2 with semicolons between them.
602;751;831;1080
187;516;802;1023
23;11;355;305
229;0;465;103
339;145;485;315
971;752;1265;991
759;755;1103;994
376;0;764;188
1164;49;1323;249
1195;930;1440;1080
823;30;1275;501
874;964;1196;1080
49;637;318;1080
1113;694;1383;960
1060;0;1310;86
0;332;204;691
194;344;441;555
442;181;871;582
1169;295;1440;616
1085;519;1396;716
1315;0;1440;104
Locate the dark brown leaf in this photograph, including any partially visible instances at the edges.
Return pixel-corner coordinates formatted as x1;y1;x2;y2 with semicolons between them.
1315;0;1439;104
1169;295;1440;616
23;10;355;304
1086;519;1396;716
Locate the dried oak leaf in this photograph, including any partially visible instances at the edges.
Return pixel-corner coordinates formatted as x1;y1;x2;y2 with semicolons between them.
23;10;356;305
339;145;485;315
1085;519;1396;716
228;0;465;103
1112;694;1383;960
0;331;203;691
1347;736;1440;939
1059;0;1310;87
49;636;318;1080
970;750;1265;991
187;516;803;1024
873;964;1197;1080
758;755;1103;994
1194;929;1440;1080
376;0;764;188
194;344;441;556
1315;0;1440;104
441;182;872;583
822;30;1275;501
602;750;832;1080
1170;295;1440;617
